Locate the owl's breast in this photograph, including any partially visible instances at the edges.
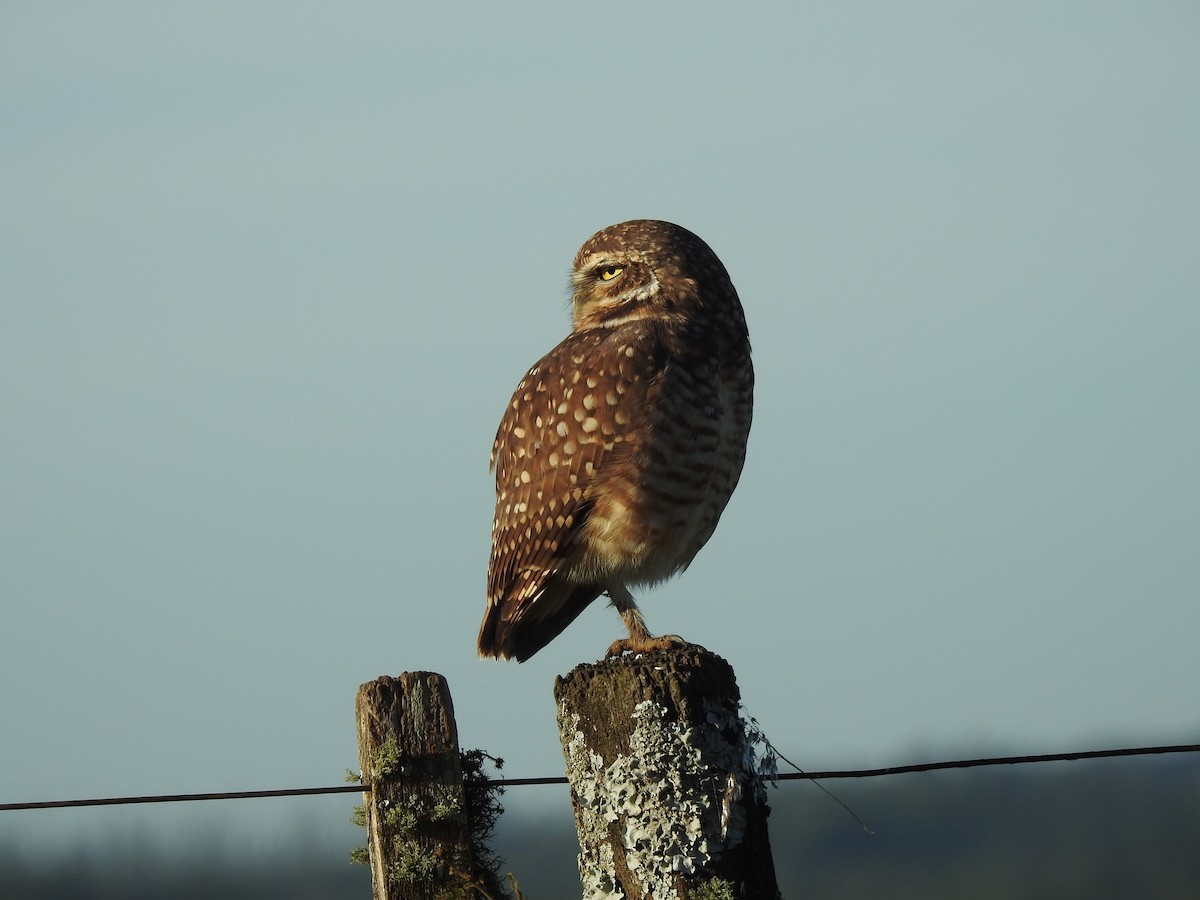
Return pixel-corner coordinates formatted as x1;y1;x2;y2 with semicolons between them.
575;331;751;585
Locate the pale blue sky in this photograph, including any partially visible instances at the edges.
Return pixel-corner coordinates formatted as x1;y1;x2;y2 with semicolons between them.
2;0;1198;866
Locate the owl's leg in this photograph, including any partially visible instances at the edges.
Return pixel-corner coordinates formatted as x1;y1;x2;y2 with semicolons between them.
605;584;686;657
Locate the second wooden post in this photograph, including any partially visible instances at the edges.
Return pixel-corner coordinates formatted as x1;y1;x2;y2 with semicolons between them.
356;672;475;899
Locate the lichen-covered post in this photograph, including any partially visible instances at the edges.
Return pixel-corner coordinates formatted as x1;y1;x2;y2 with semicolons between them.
555;647;780;899
355;673;475;899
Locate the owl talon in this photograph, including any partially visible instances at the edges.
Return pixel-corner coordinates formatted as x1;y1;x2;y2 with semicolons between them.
606;633;688;658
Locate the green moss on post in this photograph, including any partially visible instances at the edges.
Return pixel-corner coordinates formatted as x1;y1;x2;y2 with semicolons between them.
555;647;780;900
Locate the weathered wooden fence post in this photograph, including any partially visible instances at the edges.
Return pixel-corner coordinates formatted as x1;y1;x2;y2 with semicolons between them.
355;672;476;899
555;646;780;899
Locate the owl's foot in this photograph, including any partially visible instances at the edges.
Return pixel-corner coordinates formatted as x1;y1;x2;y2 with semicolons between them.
606;633;687;658
607;593;687;656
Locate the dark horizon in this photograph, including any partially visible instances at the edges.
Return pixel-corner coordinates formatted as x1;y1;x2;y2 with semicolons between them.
4;755;1197;898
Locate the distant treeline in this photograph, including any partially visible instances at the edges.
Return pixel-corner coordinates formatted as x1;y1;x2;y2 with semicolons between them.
3;755;1197;898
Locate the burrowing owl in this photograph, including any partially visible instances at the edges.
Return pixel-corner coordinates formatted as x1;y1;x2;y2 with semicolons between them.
478;220;753;662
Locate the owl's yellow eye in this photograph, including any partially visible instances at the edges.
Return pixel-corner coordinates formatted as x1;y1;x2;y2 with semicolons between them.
598;265;624;282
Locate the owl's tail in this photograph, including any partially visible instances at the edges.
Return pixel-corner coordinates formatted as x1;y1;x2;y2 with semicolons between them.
477;579;602;663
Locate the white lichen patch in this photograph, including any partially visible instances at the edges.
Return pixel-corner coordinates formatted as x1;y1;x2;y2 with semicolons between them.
560;698;769;900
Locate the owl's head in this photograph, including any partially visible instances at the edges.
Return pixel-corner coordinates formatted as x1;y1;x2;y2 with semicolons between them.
569;219;733;332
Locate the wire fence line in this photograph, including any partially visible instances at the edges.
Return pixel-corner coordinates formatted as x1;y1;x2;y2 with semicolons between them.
3;742;1196;813
0;785;368;812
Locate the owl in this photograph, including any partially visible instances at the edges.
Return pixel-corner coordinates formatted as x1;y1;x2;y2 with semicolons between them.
478;219;753;662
